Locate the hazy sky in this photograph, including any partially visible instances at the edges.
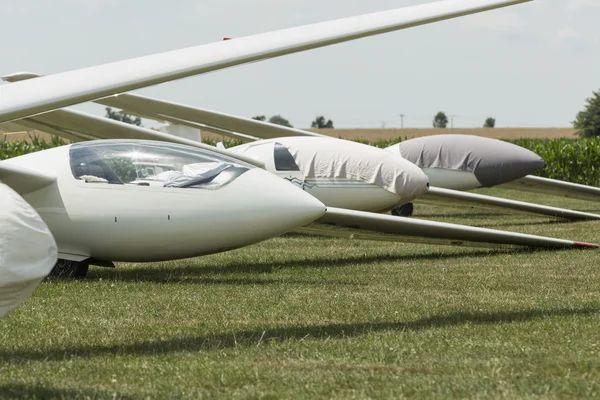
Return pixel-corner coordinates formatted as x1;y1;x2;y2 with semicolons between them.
1;0;599;128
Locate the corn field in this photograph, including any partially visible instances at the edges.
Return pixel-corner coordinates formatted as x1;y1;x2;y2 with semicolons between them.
2;135;599;186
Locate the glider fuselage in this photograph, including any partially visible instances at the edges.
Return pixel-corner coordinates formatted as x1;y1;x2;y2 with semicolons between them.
231;137;430;213
2;141;326;262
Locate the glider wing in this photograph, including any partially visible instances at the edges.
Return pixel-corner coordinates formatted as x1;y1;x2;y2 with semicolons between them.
0;0;532;123
499;175;600;203
96;94;325;141
2;108;265;168
302;207;598;249
420;186;600;220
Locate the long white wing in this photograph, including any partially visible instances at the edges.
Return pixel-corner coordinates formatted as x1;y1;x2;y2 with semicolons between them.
95;94;326;141
499;175;600;203
3;72;321;142
0;0;532;123
0;108;265;168
307;207;598;249
420;186;600;220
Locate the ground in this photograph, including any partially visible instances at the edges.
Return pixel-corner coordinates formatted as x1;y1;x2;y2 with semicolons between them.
1;188;599;399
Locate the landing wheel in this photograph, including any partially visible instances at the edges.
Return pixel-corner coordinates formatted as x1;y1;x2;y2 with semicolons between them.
50;259;90;278
391;203;414;217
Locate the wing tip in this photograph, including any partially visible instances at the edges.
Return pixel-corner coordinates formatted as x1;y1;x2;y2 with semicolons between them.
573;241;600;249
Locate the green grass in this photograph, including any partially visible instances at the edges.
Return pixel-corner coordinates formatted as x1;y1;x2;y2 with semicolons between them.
1;189;600;399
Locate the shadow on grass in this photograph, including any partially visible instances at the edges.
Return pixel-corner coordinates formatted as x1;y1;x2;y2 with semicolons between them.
51;274;366;287
415;215;581;228
415;211;511;219
0;384;126;399
89;249;537;283
3;306;597;363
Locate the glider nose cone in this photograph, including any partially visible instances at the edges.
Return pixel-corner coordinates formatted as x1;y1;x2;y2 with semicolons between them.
394;135;546;187
491;152;542;186
470;140;545;187
386;154;430;204
237;169;326;235
268;174;327;225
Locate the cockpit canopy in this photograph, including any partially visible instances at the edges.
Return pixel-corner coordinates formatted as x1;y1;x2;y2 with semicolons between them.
69;140;251;189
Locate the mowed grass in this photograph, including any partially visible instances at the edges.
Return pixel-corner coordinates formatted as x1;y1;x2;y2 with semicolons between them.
1;189;600;399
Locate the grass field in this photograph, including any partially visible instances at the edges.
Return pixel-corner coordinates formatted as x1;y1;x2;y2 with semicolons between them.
1;188;600;399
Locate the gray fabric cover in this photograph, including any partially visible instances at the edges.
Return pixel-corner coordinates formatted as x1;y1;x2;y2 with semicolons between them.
387;135;545;187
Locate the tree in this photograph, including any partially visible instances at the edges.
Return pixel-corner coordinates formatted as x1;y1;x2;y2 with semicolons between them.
252;115;266;121
268;115;293;127
311;116;334;129
574;90;600;137
432;111;448;128
105;107;142;126
484;117;496;128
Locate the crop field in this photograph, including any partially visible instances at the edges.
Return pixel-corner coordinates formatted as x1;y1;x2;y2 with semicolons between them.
296;128;576;141
2;127;577;146
1;188;599;399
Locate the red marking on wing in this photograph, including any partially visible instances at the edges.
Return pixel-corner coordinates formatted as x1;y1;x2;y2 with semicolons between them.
574;241;600;249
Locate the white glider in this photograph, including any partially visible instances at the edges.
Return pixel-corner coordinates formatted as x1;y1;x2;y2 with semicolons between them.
1;140;326;277
386;135;600;205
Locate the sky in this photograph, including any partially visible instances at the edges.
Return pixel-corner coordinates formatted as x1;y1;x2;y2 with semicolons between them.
1;0;599;129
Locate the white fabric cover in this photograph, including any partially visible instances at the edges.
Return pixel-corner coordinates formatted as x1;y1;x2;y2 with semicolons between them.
182;162;224;176
163;162;231;187
233;137;429;198
0;182;57;318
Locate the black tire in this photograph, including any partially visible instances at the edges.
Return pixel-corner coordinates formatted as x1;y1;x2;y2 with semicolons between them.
391;203;414;217
50;259;90;278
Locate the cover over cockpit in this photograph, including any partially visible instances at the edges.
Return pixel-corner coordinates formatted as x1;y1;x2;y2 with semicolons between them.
232;137;429;199
69;140;250;189
387;135;545;187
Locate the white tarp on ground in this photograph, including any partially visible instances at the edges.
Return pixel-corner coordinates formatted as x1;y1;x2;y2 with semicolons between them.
233;137;429;198
0;182;57;318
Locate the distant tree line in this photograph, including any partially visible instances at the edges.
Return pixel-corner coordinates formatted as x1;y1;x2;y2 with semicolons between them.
252;115;335;129
432;111;496;128
432;89;600;134
103;87;600;135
